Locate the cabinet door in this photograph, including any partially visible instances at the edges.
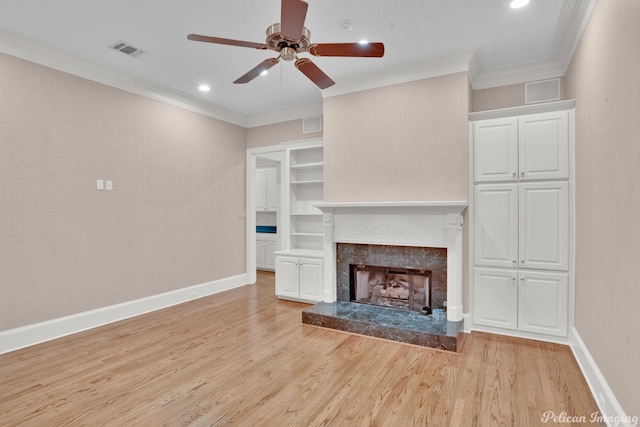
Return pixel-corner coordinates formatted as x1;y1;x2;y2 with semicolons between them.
255;168;266;211
474;184;518;268
473;118;518;182
264;241;276;270
473;268;518;330
518;111;569;181
266;167;279;211
256;239;265;269
518;271;568;337
519;182;569;271
299;257;324;302
275;256;299;298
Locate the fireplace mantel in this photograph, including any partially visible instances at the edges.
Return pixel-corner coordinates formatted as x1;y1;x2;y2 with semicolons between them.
314;201;468;322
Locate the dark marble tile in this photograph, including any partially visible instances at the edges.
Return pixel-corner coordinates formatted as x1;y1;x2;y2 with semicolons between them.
302;302;463;352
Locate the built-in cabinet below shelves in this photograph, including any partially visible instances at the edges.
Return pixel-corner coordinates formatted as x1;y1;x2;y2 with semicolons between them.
274;141;324;302
470;103;574;339
274;253;324;302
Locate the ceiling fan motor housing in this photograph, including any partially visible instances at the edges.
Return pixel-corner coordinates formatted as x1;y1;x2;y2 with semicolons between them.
266;23;311;56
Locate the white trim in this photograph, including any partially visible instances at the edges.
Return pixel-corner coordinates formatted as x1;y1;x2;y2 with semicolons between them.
246;139;323;283
246;103;323;128
0;28;248;127
0;274;248;355
569;327;635;427
468;99;576;121
323;51;474;99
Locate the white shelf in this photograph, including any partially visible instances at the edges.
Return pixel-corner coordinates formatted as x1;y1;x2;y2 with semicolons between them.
291;179;323;185
291;212;323;216
291;232;323;237
290;162;323;169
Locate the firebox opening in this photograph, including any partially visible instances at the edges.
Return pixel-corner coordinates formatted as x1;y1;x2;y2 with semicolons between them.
349;264;432;314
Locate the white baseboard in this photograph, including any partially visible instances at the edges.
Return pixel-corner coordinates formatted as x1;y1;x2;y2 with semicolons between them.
569;326;637;427
0;273;248;355
462;313;472;333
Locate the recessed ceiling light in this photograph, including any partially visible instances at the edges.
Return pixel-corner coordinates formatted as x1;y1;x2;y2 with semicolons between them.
198;84;210;92
510;0;530;8
358;40;369;45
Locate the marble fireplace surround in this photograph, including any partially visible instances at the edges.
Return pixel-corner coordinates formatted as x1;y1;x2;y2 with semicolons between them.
314;202;468;322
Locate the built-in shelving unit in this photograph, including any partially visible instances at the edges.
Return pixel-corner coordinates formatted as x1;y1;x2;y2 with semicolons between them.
287;143;324;254
274;141;324;303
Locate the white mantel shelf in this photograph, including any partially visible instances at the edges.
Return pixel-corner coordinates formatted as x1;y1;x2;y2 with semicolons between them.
313;200;468;322
314;201;468;213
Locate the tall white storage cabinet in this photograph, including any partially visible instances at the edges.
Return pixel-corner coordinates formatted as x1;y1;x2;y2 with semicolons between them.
274;141;324;303
470;102;574;339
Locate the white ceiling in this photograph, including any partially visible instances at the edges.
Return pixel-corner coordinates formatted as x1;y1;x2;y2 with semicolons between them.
0;0;594;127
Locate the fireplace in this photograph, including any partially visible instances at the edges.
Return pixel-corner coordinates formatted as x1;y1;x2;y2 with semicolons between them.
303;201;467;351
314;201;467;322
351;265;431;313
338;242;448;317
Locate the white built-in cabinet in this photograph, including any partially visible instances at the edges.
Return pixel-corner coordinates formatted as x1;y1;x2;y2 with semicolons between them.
256;233;276;271
274;141;325;303
471;104;573;338
275;255;324;301
256;166;279;211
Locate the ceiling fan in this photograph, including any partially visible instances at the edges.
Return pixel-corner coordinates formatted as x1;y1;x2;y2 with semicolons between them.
187;0;384;89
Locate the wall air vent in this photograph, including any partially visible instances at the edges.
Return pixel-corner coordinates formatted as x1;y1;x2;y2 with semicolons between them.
108;41;147;58
525;78;561;104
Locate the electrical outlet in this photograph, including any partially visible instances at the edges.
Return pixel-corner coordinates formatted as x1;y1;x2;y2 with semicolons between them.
106;180;113;191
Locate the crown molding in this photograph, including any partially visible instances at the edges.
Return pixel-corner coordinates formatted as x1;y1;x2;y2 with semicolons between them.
0;28;249;127
551;0;598;72
322;51;474;99
1;0;596;126
245;102;323;128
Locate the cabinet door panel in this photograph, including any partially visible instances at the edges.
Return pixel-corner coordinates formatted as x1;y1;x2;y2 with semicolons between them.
299;258;324;302
255;168;266;211
275;256;299;298
473;118;518;182
264;242;276;270
518;271;568;336
256;240;265;269
473;268;518;330
474;184;518;268
518;111;569;180
266;167;279;211
519;182;569;271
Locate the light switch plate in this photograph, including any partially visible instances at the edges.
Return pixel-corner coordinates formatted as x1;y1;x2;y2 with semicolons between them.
106;180;113;191
97;179;104;190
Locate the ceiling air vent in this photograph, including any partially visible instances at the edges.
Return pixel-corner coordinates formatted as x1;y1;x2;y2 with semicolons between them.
108;41;147;58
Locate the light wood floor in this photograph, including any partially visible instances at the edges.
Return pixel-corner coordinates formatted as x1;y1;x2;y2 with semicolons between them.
1;271;602;426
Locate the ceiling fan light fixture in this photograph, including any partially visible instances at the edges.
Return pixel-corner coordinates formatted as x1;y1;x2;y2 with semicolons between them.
358;40;369;45
198;84;211;92
260;70;269;76
510;0;530;9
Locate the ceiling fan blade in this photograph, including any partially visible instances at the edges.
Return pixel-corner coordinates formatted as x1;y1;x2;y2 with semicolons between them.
187;34;268;50
234;58;280;84
308;42;385;57
281;0;308;40
295;58;335;89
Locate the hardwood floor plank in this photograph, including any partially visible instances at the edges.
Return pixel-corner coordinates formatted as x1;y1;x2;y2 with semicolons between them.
0;271;602;426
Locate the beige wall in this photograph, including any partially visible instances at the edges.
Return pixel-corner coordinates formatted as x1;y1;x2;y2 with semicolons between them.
323;71;471;308
564;0;640;415
246;118;322;149
0;53;247;330
323;72;470;202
